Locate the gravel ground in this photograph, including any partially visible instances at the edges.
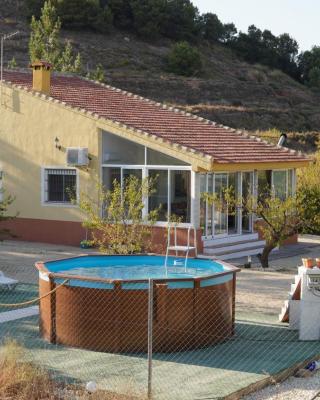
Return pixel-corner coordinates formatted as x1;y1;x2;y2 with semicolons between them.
244;371;320;400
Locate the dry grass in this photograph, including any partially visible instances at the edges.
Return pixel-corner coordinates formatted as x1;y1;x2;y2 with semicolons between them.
0;340;143;400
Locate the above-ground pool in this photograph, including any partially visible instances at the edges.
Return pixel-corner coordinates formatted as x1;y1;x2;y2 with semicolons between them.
36;255;239;353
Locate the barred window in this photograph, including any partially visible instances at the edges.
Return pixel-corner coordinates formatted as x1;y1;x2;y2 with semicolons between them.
44;169;77;203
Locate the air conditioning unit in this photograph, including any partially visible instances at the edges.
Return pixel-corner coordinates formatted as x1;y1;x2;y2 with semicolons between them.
66;147;89;166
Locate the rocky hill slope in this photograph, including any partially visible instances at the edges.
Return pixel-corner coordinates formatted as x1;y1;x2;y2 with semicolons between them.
1;0;319;151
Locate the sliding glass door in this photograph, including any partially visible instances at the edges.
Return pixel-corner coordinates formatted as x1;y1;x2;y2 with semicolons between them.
201;172;254;239
241;171;254;233
214;173;228;236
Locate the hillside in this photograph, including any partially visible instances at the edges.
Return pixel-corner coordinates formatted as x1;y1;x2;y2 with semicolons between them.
1;0;320;152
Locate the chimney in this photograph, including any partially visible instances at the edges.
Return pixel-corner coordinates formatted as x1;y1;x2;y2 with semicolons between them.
29;60;52;95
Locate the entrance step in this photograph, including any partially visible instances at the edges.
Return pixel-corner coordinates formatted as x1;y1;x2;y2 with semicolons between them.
202;238;266;261
203;233;259;247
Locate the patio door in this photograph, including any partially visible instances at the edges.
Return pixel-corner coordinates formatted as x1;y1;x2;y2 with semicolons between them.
200;172;253;239
214;173;228;237
241;172;254;233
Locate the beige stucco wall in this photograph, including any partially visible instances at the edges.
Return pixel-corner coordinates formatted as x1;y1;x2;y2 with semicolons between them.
0;81;310;225
0;85;100;222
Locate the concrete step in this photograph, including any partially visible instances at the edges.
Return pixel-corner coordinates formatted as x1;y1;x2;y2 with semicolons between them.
216;246;265;261
279;300;289;323
289;278;301;300
204;240;266;255
203;233;259;247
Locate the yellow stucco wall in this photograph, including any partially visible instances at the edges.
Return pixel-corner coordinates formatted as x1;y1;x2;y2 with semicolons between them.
0;81;310;224
0;85;100;222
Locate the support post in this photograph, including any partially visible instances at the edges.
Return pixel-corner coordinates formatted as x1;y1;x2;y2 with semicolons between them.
147;279;154;399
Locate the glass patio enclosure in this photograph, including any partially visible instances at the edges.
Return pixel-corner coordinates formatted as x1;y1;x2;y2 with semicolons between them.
200;169;295;239
101;130;296;238
102;132;192;224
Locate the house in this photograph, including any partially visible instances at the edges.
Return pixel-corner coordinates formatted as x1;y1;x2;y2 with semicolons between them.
0;62;310;259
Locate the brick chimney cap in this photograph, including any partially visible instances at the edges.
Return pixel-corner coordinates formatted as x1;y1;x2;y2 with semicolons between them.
29;60;53;69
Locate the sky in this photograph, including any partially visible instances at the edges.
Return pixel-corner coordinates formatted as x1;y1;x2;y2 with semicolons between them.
193;0;319;51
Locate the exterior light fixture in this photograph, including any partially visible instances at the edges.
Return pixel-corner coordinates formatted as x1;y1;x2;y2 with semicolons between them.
55;137;62;150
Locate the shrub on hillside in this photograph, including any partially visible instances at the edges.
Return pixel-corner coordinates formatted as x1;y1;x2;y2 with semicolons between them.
167;41;202;77
56;0;113;33
308;67;320;90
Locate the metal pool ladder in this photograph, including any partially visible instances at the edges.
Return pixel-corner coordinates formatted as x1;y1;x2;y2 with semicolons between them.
165;225;197;270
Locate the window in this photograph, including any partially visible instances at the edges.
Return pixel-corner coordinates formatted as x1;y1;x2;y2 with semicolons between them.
102;132;145;165
102;167;191;224
288;169;295;197
147;148;188;166
149;170;168;221
258;170;295;201
103;167;121;191
170;170;191;223
44;169;77;203
273;171;287;200
258;170;272;201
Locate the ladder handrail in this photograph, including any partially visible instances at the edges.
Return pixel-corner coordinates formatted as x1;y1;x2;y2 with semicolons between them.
165;225;197;270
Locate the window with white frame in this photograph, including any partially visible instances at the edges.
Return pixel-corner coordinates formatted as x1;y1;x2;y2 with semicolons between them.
258;169;295;200
43;168;77;204
102;167;191;223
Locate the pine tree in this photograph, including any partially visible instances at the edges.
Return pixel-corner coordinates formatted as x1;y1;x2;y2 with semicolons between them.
29;0;61;66
29;0;83;74
59;41;74;72
87;63;105;82
73;53;83;74
7;57;18;69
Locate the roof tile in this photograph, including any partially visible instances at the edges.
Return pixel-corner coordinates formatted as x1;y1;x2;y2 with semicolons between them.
3;70;309;164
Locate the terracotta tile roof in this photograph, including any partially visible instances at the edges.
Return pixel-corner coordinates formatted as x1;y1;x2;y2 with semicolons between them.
3;70;309;164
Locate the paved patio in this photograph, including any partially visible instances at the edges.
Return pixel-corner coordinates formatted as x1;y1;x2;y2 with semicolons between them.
0;239;320;399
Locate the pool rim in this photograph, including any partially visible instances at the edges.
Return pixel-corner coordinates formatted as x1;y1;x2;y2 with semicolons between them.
35;254;240;285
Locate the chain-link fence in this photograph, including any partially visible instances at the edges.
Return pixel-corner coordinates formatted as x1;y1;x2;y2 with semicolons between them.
0;255;320;400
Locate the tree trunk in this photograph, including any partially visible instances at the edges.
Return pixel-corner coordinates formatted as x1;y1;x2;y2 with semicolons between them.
258;243;276;269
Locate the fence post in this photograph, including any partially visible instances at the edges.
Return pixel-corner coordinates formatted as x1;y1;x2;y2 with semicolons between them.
147;278;154;399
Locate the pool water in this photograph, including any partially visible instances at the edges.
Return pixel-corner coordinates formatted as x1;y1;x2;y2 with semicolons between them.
45;255;225;281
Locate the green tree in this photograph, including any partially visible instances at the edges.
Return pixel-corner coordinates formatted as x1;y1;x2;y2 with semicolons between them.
108;0;133;30
29;0;62;65
308;67;320;89
78;175;159;254
167;41;202;77
221;23;237;43
297;152;320;235
130;0;165;39
55;0;113;33
29;0;83;73
199;13;224;42
298;47;320;86
58;41;83;73
87;63;105;82
203;186;309;269
160;0;199;41
0;190;16;241
251;196;306;268
7;57;18;69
